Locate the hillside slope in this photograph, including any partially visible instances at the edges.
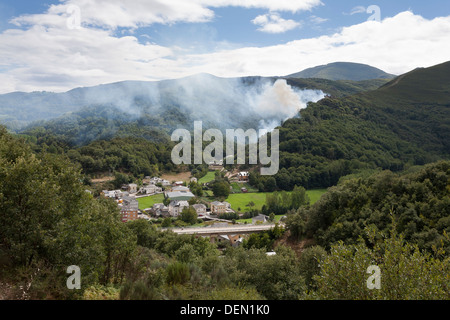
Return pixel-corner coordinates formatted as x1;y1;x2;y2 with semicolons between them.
287;62;396;81
270;61;450;189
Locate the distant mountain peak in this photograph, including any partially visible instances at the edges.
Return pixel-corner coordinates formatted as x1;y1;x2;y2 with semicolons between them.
287;62;396;81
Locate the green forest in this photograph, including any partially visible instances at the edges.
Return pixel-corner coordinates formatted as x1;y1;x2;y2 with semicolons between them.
250;62;450;190
1;125;449;300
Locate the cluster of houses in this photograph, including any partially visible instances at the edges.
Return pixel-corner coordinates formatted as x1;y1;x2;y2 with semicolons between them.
102;176;169;199
101;177;169;223
101;177;237;222
101;172;254;223
139;176;171;195
98;175;275;250
146;199;235;220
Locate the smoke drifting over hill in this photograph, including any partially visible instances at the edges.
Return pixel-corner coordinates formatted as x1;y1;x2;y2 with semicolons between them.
254;79;324;131
0;74;325;134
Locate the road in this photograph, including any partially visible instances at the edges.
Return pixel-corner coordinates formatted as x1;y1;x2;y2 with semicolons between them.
170;224;277;236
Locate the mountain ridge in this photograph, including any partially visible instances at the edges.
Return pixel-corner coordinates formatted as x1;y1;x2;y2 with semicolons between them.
0;71;389;133
287;62;396;81
273;60;450;188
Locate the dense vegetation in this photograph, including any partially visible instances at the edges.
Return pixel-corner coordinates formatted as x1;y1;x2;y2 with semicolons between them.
286;161;450;255
8;63;448;194
0;126;137;298
0;127;448;300
1;61;449;301
261;62;450;190
20;105;183;146
261;186;310;216
285;78;391;98
17;127;176;182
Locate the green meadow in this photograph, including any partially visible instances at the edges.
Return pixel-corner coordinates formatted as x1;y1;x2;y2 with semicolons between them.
138;189;328;212
137;194;165;210
198;171;216;184
227;189;327;212
306;189;328;205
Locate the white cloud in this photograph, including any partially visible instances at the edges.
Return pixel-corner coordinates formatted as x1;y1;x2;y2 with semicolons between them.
0;10;450;93
0;16;175;92
206;0;323;13
11;0;322;30
180;12;450;78
252;13;301;33
309;15;328;24
348;6;367;16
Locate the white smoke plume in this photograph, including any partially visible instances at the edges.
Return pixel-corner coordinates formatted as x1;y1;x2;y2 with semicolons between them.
253;79;325;132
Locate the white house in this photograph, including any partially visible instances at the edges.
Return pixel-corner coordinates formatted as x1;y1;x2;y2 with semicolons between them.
168;200;190;217
192;204;207;217
128;184;138;193
149;177;171;186
139;185;162;195
102;190;116;198
211;201;233;215
238;172;249;182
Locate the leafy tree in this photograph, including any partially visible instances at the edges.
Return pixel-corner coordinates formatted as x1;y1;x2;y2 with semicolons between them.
298;246;327;291
163;197;171;206
161;217;172;228
126;220;158;248
211;180;231;198
222;246;306;300
263;186;310;216
179;207;198;225
265;177;277;192
269;213;275;222
0;127;139;298
166;262;190;285
113;172;131;189
243;233;273;251
310;227;450;300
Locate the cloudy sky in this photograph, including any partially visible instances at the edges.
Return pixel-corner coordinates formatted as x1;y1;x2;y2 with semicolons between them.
0;0;449;93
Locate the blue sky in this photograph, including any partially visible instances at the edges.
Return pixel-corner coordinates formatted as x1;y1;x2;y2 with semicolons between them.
0;0;449;92
143;1;446;49
2;1;445;47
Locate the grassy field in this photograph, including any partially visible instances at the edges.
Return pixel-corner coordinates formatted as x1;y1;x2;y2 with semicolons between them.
137;194;165;210
226;189;327;212
230;182;258;193
306;189;328;205
138;188;328;212
198;172;216;184
227;193;271;212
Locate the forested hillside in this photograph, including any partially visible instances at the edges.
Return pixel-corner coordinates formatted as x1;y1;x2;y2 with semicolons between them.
6;62;448;195
1;127;448;300
259;61;450;190
286;161;450;254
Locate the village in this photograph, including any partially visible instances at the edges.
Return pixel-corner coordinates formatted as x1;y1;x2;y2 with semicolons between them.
100;166;272;247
